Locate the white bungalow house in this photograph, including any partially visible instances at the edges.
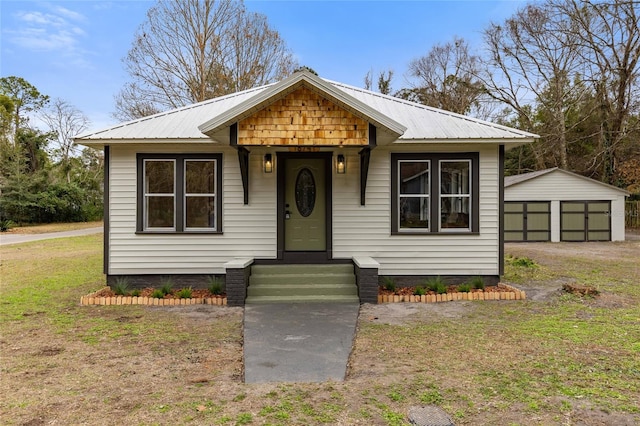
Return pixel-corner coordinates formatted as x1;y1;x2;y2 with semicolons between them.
504;167;629;242
76;70;537;305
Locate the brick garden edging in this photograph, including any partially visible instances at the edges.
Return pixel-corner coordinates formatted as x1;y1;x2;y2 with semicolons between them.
377;283;526;303
80;287;227;306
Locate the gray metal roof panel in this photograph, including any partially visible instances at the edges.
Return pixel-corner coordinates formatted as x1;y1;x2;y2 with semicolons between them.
504;168;558;187
76;74;538;143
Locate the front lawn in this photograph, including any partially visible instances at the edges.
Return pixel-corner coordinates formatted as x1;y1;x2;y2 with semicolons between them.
1;236;638;425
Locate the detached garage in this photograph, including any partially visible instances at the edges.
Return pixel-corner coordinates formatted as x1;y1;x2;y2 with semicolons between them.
504;168;629;242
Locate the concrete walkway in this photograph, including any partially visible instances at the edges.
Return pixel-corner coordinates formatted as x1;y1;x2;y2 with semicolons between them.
243;302;360;383
0;227;103;246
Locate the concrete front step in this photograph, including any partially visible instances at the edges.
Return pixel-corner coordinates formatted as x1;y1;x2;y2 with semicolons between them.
245;295;360;304
247;283;357;297
250;273;356;286
247;263;358;304
251;264;354;275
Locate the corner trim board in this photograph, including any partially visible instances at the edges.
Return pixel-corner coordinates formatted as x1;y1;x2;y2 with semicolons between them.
103;145;110;275
499;144;505;276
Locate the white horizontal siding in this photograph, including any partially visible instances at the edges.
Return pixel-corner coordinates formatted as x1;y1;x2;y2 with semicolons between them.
108;144;277;275
109;143;503;276
332;144;500;276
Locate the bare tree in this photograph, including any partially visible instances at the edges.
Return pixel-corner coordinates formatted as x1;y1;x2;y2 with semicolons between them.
557;0;640;183
114;0;297;121
400;37;487;117
479;2;593;170
41;98;90;183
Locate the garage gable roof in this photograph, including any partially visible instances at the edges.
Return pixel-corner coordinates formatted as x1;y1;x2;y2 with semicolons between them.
505;167;630;195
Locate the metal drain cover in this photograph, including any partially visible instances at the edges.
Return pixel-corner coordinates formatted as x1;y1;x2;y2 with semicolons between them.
408;405;455;426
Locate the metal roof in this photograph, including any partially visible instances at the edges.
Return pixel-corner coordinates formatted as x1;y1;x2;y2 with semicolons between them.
505;167;630;195
198;71;407;145
76;70;538;146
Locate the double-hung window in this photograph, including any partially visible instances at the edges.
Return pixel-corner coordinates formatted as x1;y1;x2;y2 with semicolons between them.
440;160;471;231
391;153;478;234
137;154;222;233
398;160;430;230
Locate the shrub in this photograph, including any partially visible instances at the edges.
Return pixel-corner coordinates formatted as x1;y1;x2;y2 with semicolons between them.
509;256;538;268
425;276;447;294
457;283;472;293
0;219;15;232
159;278;173;295
130;289;141;297
113;277;130;296
177;287;192;299
381;276;396;292
151;289;165;298
470;276;485;290
207;276;225;295
413;286;426;296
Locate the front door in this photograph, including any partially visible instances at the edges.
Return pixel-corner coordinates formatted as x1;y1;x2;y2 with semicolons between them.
284;158;326;251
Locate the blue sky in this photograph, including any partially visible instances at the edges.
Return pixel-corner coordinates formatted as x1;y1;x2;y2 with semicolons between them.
1;0;526;132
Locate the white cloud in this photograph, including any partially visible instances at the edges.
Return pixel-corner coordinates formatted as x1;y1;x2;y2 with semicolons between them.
50;5;87;23
7;5;88;56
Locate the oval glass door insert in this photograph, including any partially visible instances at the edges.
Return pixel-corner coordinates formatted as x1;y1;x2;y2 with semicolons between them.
295;168;316;217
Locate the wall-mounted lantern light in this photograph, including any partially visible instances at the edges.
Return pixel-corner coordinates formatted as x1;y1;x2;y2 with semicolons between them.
263;153;273;173
336;154;346;174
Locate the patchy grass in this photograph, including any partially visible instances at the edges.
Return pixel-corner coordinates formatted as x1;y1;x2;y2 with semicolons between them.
1;237;639;425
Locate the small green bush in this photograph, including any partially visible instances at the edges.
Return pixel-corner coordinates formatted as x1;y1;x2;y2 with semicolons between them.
510;256;538;268
159;278;173;295
457;283;471;292
151;289;165;299
0;219;15;232
130;289;141;297
113;277;130;296
470;276;485;290
177;287;192;299
381;276;396;292
207;276;225;295
425;276;447;294
413;286;426;296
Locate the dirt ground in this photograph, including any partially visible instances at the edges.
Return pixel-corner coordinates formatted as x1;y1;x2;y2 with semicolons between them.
1;240;639;425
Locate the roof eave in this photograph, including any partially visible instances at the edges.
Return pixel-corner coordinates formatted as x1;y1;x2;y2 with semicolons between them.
75;137;217;148
396;137;536;146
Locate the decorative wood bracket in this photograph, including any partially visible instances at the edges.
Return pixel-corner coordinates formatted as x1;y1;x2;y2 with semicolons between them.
237;147;249;205
230;123;250;205
358;124;377;206
359;147;371;206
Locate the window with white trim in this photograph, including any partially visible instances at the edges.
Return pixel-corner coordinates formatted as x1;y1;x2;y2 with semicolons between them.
391;153;479;234
184;160;217;230
398;160;430;230
137;154;222;233
144;159;176;230
439;160;471;231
